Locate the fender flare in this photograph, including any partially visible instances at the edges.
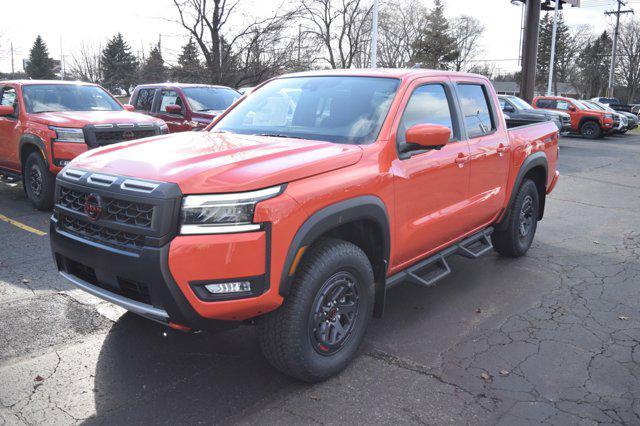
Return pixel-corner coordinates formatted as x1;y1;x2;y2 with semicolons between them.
278;195;391;298
19;134;48;167
497;151;548;230
578;116;602;129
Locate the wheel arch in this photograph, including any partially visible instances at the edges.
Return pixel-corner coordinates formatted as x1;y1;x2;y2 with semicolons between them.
497;151;548;230
279;195;390;317
19;134;48;170
578;116;601;129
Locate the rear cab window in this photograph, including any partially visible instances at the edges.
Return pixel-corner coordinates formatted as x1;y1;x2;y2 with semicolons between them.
133;88;157;111
457;83;496;138
535;98;556;109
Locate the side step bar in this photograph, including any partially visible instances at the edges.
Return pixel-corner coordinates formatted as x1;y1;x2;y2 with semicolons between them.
387;227;494;289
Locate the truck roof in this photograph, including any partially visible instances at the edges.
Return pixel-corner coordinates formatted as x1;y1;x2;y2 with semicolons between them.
0;79;99;87
135;83;237;90
275;68;487;81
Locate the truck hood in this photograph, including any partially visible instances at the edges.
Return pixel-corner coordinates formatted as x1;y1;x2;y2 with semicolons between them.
29;110;161;127
70;131;364;193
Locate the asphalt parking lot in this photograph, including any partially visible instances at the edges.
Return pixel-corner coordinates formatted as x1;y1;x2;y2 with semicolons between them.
1;132;640;425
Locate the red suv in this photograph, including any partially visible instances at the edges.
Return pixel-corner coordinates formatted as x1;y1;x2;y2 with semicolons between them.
0;80;167;209
128;84;241;132
532;95;615;139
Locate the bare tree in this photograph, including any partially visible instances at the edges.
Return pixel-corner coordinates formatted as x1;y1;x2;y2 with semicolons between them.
170;0;297;86
617;18;640;103
299;0;372;69
376;1;426;68
451;15;484;72
68;43;102;83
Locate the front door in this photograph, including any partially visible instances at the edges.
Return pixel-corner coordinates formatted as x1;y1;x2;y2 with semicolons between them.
391;79;471;269
0;86;22;171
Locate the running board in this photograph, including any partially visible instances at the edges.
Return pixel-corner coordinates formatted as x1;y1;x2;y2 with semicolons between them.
387;227;493;289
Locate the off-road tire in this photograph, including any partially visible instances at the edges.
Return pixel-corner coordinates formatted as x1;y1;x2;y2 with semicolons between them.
580;121;601;139
24;152;55;211
258;238;374;382
492;179;540;258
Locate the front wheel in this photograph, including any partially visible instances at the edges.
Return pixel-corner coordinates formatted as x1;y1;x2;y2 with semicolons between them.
492;179;540;258
258;238;374;382
24;152;55;211
580;121;601;139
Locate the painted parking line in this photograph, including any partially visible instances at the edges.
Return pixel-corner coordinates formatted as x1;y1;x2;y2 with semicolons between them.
0;213;47;236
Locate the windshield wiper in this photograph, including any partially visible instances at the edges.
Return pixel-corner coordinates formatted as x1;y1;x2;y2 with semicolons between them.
257;133;306;140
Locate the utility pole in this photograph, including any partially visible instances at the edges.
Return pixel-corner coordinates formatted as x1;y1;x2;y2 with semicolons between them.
10;42;14;79
605;0;634;98
297;24;302;66
370;0;378;68
520;0;541;103
60;35;65;80
547;0;560;95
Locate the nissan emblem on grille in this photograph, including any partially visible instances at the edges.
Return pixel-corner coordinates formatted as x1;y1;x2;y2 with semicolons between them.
122;130;135;140
84;193;103;221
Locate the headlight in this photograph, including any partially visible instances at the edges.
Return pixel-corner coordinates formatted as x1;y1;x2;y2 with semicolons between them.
49;126;85;143
180;185;283;235
159;123;169;134
605;114;613;120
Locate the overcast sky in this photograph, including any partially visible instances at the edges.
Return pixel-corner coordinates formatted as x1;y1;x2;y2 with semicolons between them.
0;0;632;76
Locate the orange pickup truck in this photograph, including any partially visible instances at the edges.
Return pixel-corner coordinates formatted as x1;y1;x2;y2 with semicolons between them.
50;69;559;382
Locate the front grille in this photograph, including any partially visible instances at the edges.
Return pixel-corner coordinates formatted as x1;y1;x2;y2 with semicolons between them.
561;116;570;123
94;129;157;146
59;187;154;228
118;278;151;304
59;214;145;251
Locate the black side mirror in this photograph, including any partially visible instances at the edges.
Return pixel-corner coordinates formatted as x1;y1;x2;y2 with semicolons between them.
503;105;515;113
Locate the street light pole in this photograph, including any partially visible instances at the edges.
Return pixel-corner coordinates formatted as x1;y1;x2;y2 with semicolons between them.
547;0;560;95
370;0;378;68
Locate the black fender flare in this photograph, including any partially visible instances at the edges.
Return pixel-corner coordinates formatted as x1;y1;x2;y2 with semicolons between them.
279;195;391;300
497;151;548;230
19;134;48;167
578;116;602;129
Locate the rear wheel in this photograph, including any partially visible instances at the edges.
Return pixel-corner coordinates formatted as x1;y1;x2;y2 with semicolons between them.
580;121;601;139
492;179;540;258
24;152;55;211
259;238;374;382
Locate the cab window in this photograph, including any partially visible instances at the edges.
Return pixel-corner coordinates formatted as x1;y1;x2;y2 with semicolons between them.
397;84;456;148
556;100;570;111
159;89;183;114
0;87;18;119
535;98;556;109
458;84;495;138
133;88;156;111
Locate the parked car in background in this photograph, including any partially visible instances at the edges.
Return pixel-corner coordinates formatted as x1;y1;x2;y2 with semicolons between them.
533;95;616;139
129;83;241;132
590;97;634;114
499;95;570;134
0;80;167;209
591;100;638;131
582;100;634;134
51;69;559;382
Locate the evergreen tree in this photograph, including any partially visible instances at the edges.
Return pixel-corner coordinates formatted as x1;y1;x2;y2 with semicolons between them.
172;38;207;83
139;44;167;83
576;31;612;98
536;12;575;94
26;36;56;79
100;33;139;95
411;0;459;70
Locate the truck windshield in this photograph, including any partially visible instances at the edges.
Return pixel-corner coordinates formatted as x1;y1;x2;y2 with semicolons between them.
183;87;241;112
212;76;400;145
22;84;122;113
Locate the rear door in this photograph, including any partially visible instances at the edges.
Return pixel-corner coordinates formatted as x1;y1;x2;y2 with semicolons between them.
455;79;510;229
391;77;471;268
0;85;22;171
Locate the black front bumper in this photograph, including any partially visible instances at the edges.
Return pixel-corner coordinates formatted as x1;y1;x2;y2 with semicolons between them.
51;215;239;332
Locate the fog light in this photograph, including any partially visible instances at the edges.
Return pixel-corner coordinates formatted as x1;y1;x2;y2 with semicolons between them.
204;281;251;294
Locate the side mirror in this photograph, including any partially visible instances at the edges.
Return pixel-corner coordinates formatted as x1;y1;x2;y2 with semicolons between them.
568;106;576;112
503;105;515;113
405;124;450;149
0;105;14;116
123;104;135;112
166;104;183;115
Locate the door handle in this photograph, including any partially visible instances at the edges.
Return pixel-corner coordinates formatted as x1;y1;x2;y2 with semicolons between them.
455;153;469;167
497;144;509;156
